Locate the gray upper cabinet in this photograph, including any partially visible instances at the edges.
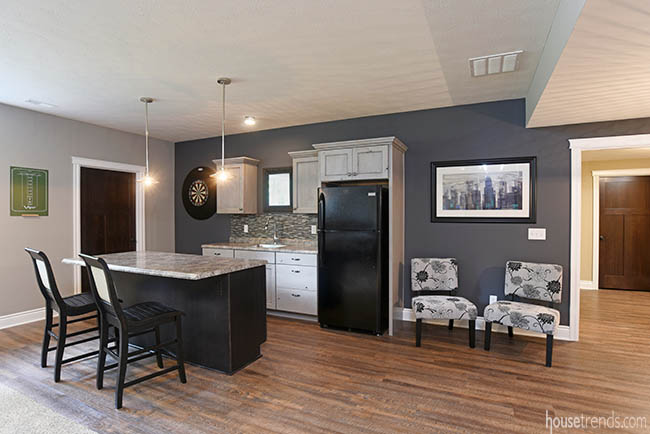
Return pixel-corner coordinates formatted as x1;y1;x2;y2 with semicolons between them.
351;146;389;180
315;140;390;182
213;157;259;214
289;150;319;214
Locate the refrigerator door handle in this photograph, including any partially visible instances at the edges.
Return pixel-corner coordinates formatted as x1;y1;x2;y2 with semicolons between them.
318;230;325;267
318;191;325;230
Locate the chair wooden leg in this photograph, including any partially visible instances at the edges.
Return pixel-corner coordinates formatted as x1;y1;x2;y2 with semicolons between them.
508;326;514;338
175;316;187;384
115;329;129;409
484;321;492;351
448;320;454;330
41;305;52;368
113;326;120;355
154;326;164;369
96;321;108;390
415;319;422;347
546;334;554;367
468;320;476;348
54;315;67;382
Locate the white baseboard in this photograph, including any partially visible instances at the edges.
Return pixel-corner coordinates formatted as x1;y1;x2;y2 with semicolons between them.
580;280;598;290
395;308;573;341
0;307;57;331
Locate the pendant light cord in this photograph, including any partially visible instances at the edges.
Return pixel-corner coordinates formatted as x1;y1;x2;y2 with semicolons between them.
221;81;225;171
145;101;150;176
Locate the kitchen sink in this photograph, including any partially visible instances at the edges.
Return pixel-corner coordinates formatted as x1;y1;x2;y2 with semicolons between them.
257;244;286;249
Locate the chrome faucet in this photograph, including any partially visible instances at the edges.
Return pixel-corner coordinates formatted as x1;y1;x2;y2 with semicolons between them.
264;216;280;244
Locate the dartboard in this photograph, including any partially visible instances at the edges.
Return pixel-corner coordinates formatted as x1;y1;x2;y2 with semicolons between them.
189;180;208;206
182;167;216;220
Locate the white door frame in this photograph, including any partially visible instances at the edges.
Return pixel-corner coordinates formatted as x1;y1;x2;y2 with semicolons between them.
569;133;650;341
591;167;650;291
71;157;146;294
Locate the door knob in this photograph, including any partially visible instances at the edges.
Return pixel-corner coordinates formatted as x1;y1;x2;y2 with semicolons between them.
599;235;605;241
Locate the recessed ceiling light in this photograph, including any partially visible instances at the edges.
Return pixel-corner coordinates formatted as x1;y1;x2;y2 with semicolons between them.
25;99;57;108
244;116;256;126
469;50;523;77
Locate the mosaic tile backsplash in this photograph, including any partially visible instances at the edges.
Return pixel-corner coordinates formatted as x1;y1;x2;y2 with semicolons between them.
230;213;317;242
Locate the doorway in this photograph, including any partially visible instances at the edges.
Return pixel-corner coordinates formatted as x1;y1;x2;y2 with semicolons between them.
72;157;146;294
598;175;650;290
80;167;136;292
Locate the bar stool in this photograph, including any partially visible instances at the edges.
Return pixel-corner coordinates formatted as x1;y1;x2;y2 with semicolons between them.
25;248;100;382
79;253;187;409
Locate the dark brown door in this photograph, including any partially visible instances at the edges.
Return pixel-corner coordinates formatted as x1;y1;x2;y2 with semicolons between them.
81;167;136;292
599;176;650;290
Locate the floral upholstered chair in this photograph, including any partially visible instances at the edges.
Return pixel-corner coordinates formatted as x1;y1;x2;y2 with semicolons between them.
411;258;478;348
483;261;562;367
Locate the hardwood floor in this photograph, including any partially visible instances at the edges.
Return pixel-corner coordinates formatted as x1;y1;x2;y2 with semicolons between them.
1;290;649;433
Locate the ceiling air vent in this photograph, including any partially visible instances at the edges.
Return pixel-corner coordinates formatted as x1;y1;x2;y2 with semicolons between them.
469;50;522;77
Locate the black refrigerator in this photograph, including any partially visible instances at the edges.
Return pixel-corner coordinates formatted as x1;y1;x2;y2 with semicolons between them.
317;185;388;335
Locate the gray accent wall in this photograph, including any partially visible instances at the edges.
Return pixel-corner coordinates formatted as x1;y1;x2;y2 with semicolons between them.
1;103;175;317
176;99;650;324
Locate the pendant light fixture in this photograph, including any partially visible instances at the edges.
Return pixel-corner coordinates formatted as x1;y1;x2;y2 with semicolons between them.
138;97;158;186
211;77;231;182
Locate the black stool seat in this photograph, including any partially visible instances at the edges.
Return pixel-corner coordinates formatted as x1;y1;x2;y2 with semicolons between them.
123;302;181;329
63;293;97;316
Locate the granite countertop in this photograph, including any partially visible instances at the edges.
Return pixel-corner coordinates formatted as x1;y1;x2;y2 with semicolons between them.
62;251;267;281
202;241;317;254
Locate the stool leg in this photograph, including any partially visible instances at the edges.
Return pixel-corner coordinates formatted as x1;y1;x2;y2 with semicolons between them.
96;320;108;390
484;321;492;351
54;315;67;382
175;316;187;384
468;320;476;348
448;320;454;330
115;328;129;409
415;319;422;347
41;305;52;368
154;326;164;368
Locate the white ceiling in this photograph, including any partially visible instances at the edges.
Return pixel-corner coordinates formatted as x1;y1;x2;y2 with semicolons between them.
0;0;561;142
528;0;650;127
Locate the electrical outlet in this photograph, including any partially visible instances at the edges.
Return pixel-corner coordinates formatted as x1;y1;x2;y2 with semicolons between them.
311;225;317;235
528;228;546;240
243;224;249;233
489;295;497;304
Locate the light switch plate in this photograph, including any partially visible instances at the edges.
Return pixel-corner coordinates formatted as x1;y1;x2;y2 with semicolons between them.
528;228;546;240
311;225;317;235
489;295;497;304
243;224;249;233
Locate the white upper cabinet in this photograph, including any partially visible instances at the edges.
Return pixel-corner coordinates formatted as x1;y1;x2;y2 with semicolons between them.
213;157;259;214
351;146;389;180
289;150;319;214
319;148;353;181
314;137;404;182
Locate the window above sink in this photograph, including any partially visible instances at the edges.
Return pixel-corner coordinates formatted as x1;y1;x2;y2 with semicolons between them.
263;167;293;213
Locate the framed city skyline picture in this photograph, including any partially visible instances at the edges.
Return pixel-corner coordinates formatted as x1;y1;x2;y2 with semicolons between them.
431;156;536;223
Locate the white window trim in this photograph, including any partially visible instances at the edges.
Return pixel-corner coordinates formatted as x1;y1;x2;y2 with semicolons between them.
568;133;650;341
71;157;146;294
590;167;650;292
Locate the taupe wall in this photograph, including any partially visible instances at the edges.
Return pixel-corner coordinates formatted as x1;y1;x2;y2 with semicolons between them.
0;103;175;317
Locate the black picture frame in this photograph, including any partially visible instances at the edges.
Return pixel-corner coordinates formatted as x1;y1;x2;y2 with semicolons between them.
430;156;537;223
263;167;293;213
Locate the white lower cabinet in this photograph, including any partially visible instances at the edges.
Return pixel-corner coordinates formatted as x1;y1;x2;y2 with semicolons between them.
276;288;317;316
203;247;318;315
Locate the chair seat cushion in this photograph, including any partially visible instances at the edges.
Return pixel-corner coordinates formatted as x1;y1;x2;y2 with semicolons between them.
62;292;97;316
412;296;478;320
484;301;559;335
123;301;181;327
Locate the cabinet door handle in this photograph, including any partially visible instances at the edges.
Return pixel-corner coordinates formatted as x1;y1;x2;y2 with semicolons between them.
291;293;301;297
239;208;243;211
291;269;301;273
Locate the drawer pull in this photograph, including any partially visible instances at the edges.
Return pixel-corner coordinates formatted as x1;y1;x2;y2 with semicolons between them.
291;293;301;298
291;270;301;274
214;253;221;256
291;258;301;261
